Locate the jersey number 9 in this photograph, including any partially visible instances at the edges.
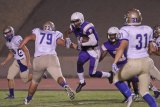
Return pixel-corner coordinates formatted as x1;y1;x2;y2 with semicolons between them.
40;33;53;44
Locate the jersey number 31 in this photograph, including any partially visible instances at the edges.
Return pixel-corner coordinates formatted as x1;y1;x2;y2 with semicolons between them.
136;33;148;50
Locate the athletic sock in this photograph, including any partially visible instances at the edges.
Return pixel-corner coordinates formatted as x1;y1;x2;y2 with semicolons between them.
101;71;111;77
9;88;14;96
27;95;32;101
77;73;85;84
115;81;132;98
143;93;157;107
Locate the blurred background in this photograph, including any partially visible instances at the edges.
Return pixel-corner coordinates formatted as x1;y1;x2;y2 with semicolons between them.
0;0;160;78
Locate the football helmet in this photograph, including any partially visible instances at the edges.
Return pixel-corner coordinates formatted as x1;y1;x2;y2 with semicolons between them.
153;24;160;38
107;27;119;43
3;26;15;41
43;21;55;31
125;8;142;26
71;12;84;27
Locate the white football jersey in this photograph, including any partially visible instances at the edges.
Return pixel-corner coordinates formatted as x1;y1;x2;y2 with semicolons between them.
6;35;25;60
32;28;63;57
156;36;160;47
119;25;153;59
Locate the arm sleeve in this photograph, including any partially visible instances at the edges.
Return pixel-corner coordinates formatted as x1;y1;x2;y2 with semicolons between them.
32;28;39;35
119;28;129;41
56;31;63;40
81;33;97;46
149;28;154;42
101;44;107;51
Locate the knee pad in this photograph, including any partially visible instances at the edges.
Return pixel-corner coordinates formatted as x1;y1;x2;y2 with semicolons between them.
77;61;84;66
77;61;84;73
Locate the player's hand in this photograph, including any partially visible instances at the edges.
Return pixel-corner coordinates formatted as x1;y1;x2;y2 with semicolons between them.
112;63;119;74
65;38;72;48
77;40;82;51
1;62;6;66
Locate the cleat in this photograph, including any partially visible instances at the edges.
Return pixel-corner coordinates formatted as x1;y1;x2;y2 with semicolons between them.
42;72;47;79
4;95;14;99
76;82;86;93
24;97;31;105
108;71;114;84
154;91;160;99
64;85;75;100
133;94;141;101
122;97;128;103
127;95;134;107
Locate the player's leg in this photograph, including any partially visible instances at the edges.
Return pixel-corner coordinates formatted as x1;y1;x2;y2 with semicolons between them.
131;77;139;95
76;51;89;93
18;59;32;83
138;73;157;107
5;60;19;99
114;59;143;107
130;77;141;101
24;57;45;104
150;65;160;81
138;57;157;107
114;73;133;106
121;80;132;103
149;82;160;99
47;55;75;100
88;49;112;78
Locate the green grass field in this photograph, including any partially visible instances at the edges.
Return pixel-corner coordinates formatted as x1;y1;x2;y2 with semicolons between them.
0;91;159;107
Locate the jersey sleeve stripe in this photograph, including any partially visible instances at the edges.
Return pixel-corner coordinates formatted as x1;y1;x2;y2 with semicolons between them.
83;23;94;34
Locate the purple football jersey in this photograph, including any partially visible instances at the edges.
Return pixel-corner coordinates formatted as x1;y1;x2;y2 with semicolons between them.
103;40;127;67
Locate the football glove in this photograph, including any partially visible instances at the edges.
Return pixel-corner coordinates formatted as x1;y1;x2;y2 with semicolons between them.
112;63;119;74
77;40;82;51
65;38;72;48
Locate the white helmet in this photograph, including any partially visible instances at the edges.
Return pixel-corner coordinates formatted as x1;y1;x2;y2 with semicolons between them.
71;12;84;24
43;21;55;31
107;27;119;43
3;26;15;41
125;8;142;26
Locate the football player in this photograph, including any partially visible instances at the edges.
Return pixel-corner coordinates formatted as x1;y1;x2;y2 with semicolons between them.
153;24;160;55
1;26;32;99
19;21;75;104
65;12;113;93
100;27;138;103
112;9;157;107
148;24;160;98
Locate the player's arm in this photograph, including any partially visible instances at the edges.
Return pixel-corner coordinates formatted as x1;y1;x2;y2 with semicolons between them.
1;50;13;66
64;28;72;38
21;45;32;68
19;34;36;49
149;41;160;56
56;38;77;49
113;40;128;64
99;44;108;62
99;50;108;62
81;33;97;46
149;42;157;54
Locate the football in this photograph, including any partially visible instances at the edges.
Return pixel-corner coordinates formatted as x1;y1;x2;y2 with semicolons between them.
82;36;89;43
